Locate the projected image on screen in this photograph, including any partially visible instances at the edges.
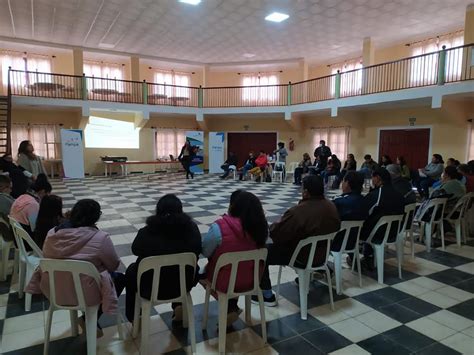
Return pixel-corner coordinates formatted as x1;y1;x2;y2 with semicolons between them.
85;116;140;149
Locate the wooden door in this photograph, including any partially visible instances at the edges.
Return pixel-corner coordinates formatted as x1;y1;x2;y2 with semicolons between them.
379;129;430;169
227;132;277;166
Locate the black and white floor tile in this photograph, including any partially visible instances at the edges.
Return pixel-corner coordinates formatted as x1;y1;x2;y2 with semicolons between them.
0;173;473;354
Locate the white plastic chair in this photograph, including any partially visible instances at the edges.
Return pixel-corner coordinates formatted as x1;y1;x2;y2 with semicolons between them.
416;198;448;252
276;233;336;320
40;259;124;355
228;165;237;180
330;221;364;295
132;253;197;355
271;162;285;183
202;249;267;354
445;193;472;247
403;203;417;259
9;216;43;311
285;162;300;182
366;214;404;284
0;216;15;281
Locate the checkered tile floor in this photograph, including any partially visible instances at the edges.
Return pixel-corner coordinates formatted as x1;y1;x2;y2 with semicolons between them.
0;173;473;354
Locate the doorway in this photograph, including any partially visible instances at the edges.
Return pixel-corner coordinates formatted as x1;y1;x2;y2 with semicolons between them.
378;128;430;169
227;132;277;166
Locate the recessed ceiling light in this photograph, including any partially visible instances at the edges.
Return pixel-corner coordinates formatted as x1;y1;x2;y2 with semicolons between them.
179;0;201;5
265;12;289;22
243;53;256;58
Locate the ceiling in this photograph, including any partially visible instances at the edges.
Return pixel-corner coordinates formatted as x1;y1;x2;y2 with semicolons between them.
0;0;470;65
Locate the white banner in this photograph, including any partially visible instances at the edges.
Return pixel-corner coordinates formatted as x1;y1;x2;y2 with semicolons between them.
60;129;85;179
209;132;225;174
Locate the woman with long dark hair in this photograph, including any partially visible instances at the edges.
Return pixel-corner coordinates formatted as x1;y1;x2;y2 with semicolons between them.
202;190;268;324
124;194;201;322
33;194;64;249
17;140;46;179
396;156;411;180
178;140;194;179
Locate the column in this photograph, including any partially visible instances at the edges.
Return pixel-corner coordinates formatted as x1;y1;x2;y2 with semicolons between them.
130;56;140;81
462;4;474;80
72;48;83;76
362;37;375;94
130;56;141;102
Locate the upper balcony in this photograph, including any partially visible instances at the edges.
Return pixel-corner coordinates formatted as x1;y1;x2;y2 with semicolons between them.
7;44;474;111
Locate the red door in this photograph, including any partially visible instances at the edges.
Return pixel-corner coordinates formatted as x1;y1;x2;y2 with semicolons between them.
227;132;277;166
379;129;430;169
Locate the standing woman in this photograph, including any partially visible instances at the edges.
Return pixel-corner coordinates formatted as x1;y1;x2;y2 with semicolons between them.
178;140;194;179
17;140;46;179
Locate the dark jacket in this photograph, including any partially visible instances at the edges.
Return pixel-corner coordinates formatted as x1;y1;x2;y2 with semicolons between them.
130;214;202;299
314;146;332;166
392;177;416;205
343;160;357;171
361;160;379;172
225;155;238;166
361;184;405;243
270;197;340;265
244;156;256;167
0;160;30;198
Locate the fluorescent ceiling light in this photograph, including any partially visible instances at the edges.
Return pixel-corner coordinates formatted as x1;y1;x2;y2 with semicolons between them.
265;12;289;22
179;0;201;5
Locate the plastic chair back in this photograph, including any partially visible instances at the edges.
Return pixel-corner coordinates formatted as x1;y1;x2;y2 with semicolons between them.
366;215;404;245
403;203;417;232
210;249;267;298
8;216;43;258
137;253;196;304
289;233;336;270
446;194;470;221
335;220;364;253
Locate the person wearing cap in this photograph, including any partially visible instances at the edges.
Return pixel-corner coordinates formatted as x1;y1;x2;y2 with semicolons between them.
386;164;416;205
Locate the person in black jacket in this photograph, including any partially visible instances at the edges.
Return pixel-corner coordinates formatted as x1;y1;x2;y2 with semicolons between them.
355;168;405;268
386;164;416;205
239;151;256;181
313;140;332;169
124;194;202;322
0;154;31;198
220;152;238;179
334;154;357;188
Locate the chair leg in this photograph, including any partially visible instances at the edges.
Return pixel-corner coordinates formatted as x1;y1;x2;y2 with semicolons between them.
325;266;335;311
218;295;228;354
455;221;461;248
373;244;385;284
25;293;32;312
140;300;152;355
116;313;124;340
70;310;79;336
18;260;25;299
132;294;140;338
355;249;362;288
43;307;54;355
182;298;189;329
0;241;10;281
297;269;309;320
185;294;196;354
396;241;403;280
425;223;431;252
409;230;415;259
440;222;445;250
332;252;342;295
202;286;211;329
85;306;99;355
257;290;267;344
275;266;283;304
244;295;251;323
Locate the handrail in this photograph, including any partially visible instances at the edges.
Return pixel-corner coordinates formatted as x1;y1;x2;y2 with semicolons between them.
7;42;474;108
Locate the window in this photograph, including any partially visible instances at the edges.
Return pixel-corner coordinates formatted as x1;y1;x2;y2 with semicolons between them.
242;74;279;104
155;129;186;160
311;127;350;160
410;31;464;85
331;59;363;97
153;70;191;98
11;124;61;160
83;60;125;90
1;51;51;91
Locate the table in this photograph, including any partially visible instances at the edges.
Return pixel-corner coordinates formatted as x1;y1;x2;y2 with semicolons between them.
28;82;65;91
44;159;63;179
169;96;190;106
91;88;119;96
103;160;182;177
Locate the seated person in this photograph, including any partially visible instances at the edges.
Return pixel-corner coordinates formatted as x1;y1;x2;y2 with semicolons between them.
379;155;392;169
396;156;411;180
359;154;379;178
334;153;357;188
353;168;404;267
458;164;474;193
9;174;51;235
202;190;267;324
414;154;444;199
431;166;466;215
220;152;238;179
321;154;341;186
125;194;201;322
248;151;268;182
0;154;31;198
255;175;341;305
332;171;369;253
308;155;324;175
27;199;124;337
293;153;312;185
17;140;46;179
386;164;416;205
238;151;256;181
33;195;64;249
0;175;14;220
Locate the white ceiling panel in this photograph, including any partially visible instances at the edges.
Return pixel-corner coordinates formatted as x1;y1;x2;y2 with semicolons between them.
0;0;470;65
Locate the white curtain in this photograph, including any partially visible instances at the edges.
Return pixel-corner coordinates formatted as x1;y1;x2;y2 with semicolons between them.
410;31;464;84
331;59;363;96
312;127;350;161
242;74;279;104
0;52;51;92
84;60;124;91
155;129;186;159
153;71;190;98
11;124;61;160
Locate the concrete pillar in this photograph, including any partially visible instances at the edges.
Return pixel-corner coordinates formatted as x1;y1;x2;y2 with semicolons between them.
130;56;140;82
73;48;83;76
465;4;474;43
362;37;375;67
202;65;210;86
299;59;309;81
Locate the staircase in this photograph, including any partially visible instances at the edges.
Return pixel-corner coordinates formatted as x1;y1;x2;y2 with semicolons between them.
0;95;11;155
